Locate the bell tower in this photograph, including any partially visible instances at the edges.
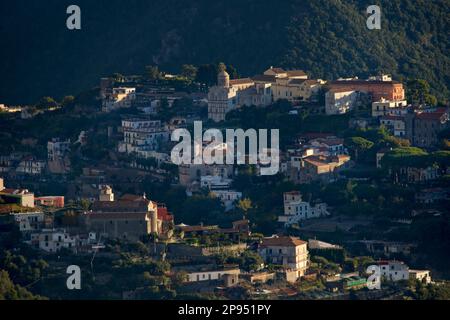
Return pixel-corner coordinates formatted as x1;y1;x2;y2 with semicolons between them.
218;70;230;88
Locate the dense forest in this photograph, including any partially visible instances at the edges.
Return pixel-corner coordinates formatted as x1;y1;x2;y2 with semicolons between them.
0;0;449;104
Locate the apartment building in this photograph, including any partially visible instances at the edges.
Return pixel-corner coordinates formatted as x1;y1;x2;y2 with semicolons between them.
258;236;309;282
119;119;170;155
372;98;408;117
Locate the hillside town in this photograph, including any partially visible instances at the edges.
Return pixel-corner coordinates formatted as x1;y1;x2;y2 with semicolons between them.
0;64;449;300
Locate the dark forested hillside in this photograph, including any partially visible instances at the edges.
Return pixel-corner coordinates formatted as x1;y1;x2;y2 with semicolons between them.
0;0;448;104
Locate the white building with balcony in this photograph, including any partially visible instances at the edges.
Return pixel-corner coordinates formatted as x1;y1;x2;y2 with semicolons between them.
119;119;170;155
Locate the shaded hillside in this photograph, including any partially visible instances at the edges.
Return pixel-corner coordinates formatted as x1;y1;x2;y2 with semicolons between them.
0;0;448;104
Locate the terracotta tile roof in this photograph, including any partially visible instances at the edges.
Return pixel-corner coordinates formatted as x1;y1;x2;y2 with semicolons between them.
268;67;286;74
0;188;32;195
328;88;357;94
91;198;150;212
288;79;307;85
87;212;149;220
157;205;174;222
260;236;307;247
329;80;401;85
287;70;307;77
303;156;330;167
230;78;254;86
416;109;448;121
251;74;277;83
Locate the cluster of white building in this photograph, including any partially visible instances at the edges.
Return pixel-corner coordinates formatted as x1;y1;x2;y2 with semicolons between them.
27;229;98;253
0;138;72;176
207;67;410;121
281;135;351;185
